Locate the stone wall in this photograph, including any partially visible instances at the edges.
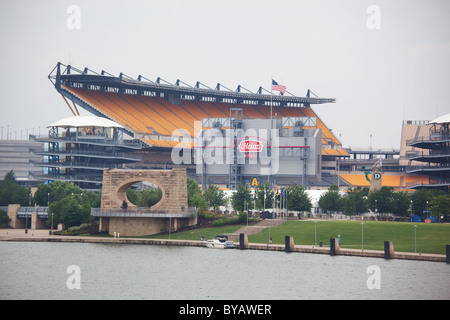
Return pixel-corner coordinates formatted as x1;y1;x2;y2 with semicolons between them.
101;168;188;210
98;168;195;236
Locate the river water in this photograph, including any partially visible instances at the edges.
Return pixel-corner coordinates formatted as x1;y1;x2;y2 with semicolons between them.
0;241;448;300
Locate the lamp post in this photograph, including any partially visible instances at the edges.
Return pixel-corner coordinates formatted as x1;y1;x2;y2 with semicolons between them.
26;193;30;234
48;192;53;234
246;202;249;227
244;190;247;226
414;225;417;253
314;219;317;247
169;216;171;240
253;192;256;217
361;222;364;251
50;212;54;234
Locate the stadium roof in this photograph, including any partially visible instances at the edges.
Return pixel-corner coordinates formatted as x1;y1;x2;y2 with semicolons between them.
430;113;450;125
49;62;336;107
48;115;124;129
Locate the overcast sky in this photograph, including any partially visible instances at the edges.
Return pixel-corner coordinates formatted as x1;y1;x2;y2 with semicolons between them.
1;0;449;149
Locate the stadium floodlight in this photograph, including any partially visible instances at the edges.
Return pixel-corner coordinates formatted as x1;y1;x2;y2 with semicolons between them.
137;75;154;83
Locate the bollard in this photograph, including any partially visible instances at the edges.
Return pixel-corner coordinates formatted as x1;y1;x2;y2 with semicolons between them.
447;245;450;264
239;233;248;250
285;236;294;253
330;238;336;256
384;241;395;259
384;241;390;259
240;233;244;249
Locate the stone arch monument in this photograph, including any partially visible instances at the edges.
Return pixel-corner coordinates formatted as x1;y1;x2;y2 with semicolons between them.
94;168;196;236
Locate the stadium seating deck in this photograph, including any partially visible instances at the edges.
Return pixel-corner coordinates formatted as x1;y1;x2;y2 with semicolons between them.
63;87;342;150
339;174;429;189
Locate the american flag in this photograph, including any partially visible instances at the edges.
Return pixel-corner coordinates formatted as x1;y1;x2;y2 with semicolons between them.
272;80;286;94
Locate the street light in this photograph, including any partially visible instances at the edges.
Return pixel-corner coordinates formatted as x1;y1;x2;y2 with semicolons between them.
169;216;171;240
48;192;53;234
26;193;30;234
361;222;364;251
246;202;249;227
414;225;418;253
314;219;317;247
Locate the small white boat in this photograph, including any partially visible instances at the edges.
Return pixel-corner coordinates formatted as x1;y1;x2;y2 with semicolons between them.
204;235;235;249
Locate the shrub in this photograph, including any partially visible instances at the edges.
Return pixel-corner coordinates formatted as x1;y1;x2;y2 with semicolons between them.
61;221;99;235
0;209;10;228
211;212;254;227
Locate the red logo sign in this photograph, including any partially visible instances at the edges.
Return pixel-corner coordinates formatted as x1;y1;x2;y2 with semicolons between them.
239;140;263;153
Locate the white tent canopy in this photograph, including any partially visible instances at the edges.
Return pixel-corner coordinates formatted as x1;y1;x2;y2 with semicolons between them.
47;115;124;129
429;113;450;125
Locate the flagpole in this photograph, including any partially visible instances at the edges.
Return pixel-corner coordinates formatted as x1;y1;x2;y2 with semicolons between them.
270;79;273;123
285;192;288;220
263;186;266;212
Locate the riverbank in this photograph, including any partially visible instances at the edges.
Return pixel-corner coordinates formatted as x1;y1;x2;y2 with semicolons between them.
0;228;447;263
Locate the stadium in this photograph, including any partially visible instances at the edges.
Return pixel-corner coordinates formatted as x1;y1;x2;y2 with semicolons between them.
40;62;448;192
45;62;345;189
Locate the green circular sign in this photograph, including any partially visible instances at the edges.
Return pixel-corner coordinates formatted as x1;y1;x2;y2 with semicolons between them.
373;172;382;180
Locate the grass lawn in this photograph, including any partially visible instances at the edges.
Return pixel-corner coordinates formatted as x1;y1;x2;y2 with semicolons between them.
248;220;450;255
130;224;247;241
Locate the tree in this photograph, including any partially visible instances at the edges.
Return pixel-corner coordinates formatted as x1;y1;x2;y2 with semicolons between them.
190;192;207;211
33;183;51;206
80;189;101;209
0;209;10;227
368;187;393;214
32;181;101;228
231;184;254;212
287;184;312;213
342;188;369;214
48;196;87;228
0;170;30;206
126;188;162;207
429;194;450;221
34;181;83;206
35;182;101;207
390;191;410;216
319;185;343;213
3;170;16;184
186;177;207;210
187;177;201;206
411;189;443;218
203;184;226;212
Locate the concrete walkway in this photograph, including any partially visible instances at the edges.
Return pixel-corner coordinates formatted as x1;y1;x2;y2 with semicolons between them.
0;228;206;247
1;227;447;263
0;228;55;239
225;219;286;241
